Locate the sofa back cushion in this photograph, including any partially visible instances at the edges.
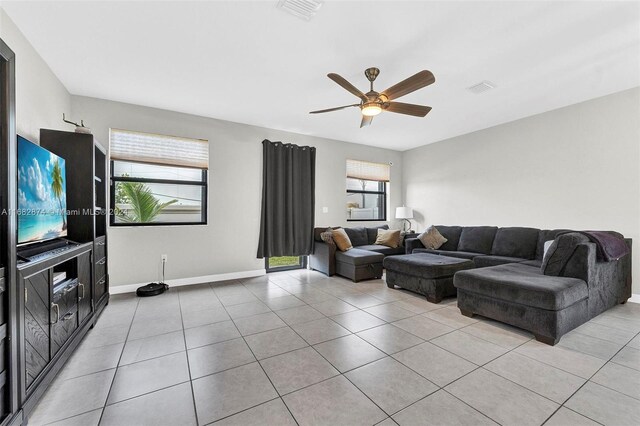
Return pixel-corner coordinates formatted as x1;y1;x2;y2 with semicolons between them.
536;229;571;260
434;226;463;251
345;227;368;247
457;226;498;254
491;227;540;259
366;225;389;244
541;232;589;276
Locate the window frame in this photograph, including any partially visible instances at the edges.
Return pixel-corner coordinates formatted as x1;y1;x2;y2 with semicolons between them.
109;160;208;227
346;180;387;222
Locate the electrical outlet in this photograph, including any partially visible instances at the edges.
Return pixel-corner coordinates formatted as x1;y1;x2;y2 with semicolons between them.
161;254;168;262
322;207;328;213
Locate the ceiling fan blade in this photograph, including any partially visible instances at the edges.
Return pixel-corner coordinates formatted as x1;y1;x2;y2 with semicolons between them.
328;73;369;102
309;104;360;114
385;102;432;117
360;115;373;128
381;70;435;101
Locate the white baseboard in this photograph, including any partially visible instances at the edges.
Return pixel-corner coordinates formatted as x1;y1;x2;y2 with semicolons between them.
109;269;267;295
629;294;640;304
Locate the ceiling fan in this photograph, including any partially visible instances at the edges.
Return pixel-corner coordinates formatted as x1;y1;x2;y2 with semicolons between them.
310;67;435;127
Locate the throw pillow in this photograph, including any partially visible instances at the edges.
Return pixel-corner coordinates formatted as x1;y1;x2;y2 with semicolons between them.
332;228;353;252
375;229;401;248
320;228;335;246
541;233;589;276
418;226;448;250
543;240;554;259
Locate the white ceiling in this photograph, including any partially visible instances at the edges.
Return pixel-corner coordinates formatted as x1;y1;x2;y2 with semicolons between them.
3;1;640;151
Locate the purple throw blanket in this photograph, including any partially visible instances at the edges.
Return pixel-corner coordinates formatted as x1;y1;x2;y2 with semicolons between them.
576;231;630;261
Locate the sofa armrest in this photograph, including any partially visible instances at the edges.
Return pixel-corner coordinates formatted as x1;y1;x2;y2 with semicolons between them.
309;241;337;276
404;238;425;254
563;240;632;316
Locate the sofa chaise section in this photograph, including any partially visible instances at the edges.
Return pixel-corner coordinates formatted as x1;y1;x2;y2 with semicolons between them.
309;225;403;281
454;233;632;344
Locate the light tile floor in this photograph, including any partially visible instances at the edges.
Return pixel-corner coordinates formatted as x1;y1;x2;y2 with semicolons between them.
29;269;640;426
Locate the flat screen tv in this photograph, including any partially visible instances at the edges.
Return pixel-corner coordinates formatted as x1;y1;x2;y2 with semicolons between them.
17;136;68;245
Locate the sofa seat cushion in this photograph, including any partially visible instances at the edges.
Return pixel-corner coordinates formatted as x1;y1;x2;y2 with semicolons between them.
413;248;480;260
520;259;542;267
473;255;528;268
454;263;588;310
491;227;539;259
356;244;404;256
335;248;384;266
383;253;475;279
458;226;498;254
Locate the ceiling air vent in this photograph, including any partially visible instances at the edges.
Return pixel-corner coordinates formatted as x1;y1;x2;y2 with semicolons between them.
277;0;324;21
467;81;496;94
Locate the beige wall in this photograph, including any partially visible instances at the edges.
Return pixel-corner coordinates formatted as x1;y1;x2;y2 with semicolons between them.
403;87;640;293
71;96;404;287
0;8;71;142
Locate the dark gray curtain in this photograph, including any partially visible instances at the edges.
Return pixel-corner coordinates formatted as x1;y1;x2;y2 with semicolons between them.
257;139;316;258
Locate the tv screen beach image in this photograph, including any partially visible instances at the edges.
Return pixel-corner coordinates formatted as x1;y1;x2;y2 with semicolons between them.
17;136;68;244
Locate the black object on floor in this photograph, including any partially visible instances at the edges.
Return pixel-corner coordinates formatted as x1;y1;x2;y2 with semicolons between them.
136;282;169;297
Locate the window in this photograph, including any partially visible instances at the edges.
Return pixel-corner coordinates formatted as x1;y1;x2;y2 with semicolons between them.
266;256;308;272
346;159;389;221
109;129;208;226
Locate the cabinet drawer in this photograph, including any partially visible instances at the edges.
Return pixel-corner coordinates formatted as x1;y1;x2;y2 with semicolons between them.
95;276;107;299
52;280;78;321
95;257;106;282
51;305;78;357
95;239;106;261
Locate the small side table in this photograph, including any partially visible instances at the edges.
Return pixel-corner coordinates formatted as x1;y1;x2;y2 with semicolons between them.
401;232;419;242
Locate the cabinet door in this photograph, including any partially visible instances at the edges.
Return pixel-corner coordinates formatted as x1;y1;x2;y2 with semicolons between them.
77;252;92;324
23;271;50;389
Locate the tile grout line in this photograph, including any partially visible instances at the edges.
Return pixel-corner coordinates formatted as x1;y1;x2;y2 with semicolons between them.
238;273;640;423
388;332;537;426
37;273;640;426
257;274;401;421
243;280;639;425
178;283;213;426
38;297;139;426
540;328;640;426
274;326;392;422
214;280;302;426
95;295;140;425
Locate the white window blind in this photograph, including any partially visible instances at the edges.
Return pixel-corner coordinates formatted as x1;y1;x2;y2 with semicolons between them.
346;159;390;182
110;129;209;169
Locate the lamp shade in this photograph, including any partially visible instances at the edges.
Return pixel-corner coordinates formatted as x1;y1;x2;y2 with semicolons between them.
395;206;413;220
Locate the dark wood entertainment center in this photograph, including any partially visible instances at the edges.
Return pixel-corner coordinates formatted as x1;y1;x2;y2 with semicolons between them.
0;37;110;426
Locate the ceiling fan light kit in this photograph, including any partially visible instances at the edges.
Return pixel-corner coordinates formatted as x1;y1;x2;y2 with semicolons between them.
310;67;435;127
361;102;382;116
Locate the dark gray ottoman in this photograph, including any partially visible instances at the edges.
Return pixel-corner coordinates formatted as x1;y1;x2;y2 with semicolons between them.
335;249;384;282
383;253;475;303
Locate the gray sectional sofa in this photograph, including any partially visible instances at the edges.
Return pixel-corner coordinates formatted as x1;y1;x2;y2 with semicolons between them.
394;225;632;345
310;225;404;282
